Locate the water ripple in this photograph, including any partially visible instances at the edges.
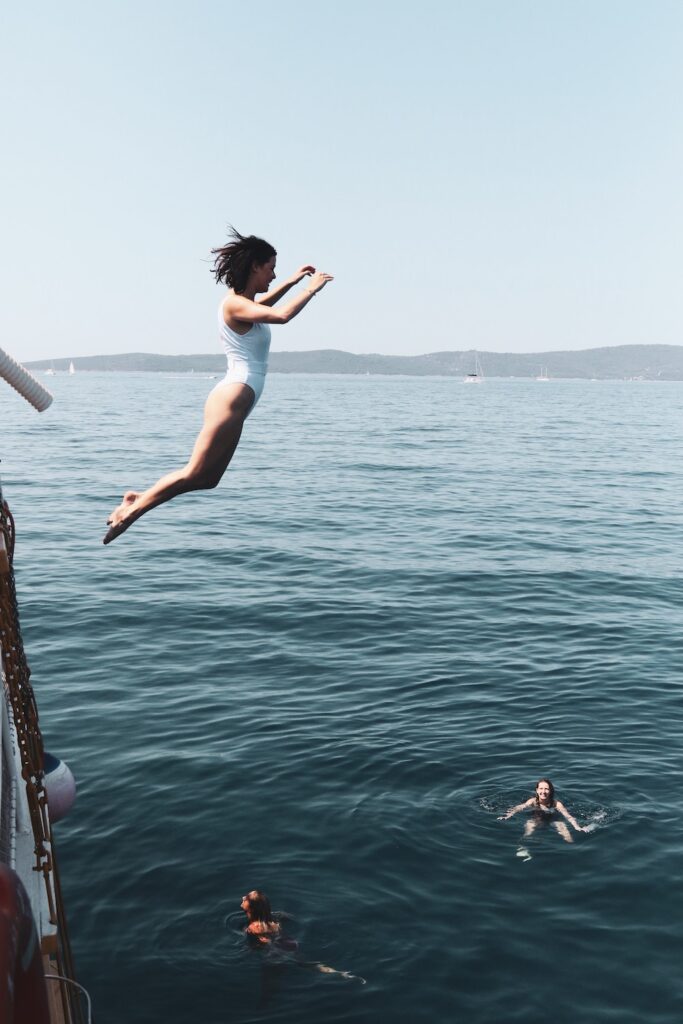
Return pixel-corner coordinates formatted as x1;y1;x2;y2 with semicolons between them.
2;374;682;1023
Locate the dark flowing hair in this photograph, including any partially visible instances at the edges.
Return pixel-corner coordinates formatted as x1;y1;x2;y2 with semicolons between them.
210;227;276;293
534;778;556;806
244;890;274;923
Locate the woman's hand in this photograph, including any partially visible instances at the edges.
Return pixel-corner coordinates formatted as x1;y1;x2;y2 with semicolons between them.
565;815;587;831
306;271;334;295
497;812;511;821
294;265;316;282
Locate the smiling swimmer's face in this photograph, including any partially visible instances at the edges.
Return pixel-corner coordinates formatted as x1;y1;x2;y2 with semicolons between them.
536;781;552;804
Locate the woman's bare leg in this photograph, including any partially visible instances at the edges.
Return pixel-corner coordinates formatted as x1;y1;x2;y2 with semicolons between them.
554;821;574;844
516;818;537;860
104;383;254;544
297;961;366;983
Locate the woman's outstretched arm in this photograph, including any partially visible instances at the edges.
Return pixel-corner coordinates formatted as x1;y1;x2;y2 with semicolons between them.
498;799;534;820
258;265;315;306
226;271;333;325
555;800;587;832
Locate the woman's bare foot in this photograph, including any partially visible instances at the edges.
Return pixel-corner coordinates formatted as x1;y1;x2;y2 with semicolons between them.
103;516;136;545
103;492;142;544
107;491;140;526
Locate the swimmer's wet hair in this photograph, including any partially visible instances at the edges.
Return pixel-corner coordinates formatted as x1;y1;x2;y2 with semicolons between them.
534;778;556;806
244;890;273;922
211;227;277;293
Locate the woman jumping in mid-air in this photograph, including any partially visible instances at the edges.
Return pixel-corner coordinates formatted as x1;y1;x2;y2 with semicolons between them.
103;228;333;544
498;778;588;844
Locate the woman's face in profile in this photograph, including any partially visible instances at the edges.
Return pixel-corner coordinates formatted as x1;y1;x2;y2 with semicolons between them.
254;257;276;293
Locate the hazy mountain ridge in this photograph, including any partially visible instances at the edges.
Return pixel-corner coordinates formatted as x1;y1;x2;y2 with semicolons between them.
25;344;683;379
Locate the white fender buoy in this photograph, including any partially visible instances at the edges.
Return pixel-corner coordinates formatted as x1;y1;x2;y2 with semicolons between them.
43;753;76;822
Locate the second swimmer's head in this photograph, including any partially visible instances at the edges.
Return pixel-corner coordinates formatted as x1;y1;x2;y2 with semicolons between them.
241;889;273;921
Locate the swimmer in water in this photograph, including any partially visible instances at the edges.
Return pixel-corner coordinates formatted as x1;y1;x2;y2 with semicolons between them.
241;890;365;983
103;228;333;544
242;890;295;950
498;778;588;844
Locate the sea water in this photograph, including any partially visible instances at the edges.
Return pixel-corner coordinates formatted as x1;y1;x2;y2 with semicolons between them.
2;372;682;1023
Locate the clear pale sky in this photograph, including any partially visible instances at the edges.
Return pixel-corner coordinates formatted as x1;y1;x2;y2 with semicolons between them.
2;1;682;361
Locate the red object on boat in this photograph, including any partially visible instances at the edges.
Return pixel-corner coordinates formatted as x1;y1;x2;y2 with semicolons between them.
0;863;50;1024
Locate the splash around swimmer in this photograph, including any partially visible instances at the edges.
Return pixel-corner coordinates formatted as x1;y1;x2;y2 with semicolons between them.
103;228;333;545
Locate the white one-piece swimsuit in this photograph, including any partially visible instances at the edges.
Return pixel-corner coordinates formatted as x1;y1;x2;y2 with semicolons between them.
213;305;271;415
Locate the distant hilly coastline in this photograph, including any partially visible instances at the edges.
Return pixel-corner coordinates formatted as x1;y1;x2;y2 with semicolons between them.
25;344;683;380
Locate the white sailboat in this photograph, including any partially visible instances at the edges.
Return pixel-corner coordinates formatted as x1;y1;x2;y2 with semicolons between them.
69;360;76;375
536;366;550;381
463;352;484;384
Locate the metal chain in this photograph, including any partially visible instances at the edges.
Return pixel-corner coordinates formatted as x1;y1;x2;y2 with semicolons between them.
0;497;55;918
0;494;87;1023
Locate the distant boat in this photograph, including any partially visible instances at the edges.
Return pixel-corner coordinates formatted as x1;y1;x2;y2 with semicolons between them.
536;366;550;381
464;353;484;384
69;360;75;375
45;361;56;376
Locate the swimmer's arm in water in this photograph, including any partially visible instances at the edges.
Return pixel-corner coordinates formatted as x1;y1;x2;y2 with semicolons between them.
225;272;333;326
258;266;315;306
498;798;535;820
555;800;588;832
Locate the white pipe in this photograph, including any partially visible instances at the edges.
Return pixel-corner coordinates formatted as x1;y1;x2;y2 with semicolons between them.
0;346;53;412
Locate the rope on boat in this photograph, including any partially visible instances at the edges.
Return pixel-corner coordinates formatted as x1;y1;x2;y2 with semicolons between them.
0;494;87;1024
0;346;53;412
